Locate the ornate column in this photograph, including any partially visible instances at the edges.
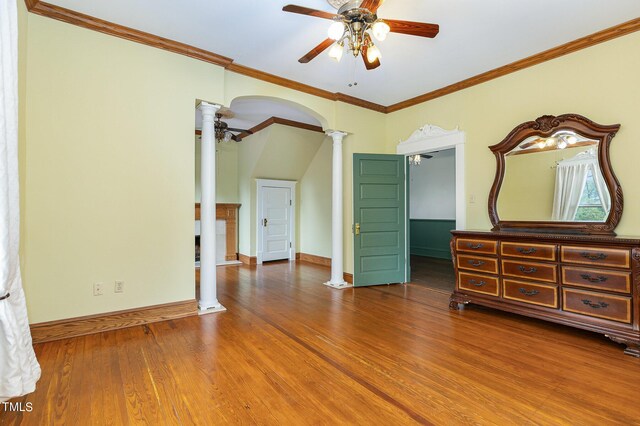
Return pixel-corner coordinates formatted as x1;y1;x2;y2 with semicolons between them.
324;130;350;289
198;102;226;314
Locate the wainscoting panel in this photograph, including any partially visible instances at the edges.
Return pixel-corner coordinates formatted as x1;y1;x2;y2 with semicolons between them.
410;219;456;259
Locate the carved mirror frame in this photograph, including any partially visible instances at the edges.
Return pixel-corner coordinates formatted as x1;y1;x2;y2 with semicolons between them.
488;114;622;235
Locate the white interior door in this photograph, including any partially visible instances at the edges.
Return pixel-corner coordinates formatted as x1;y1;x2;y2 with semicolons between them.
261;186;292;262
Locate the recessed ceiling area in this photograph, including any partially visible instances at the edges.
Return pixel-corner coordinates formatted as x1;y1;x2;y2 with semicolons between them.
46;0;640;105
195;97;323;132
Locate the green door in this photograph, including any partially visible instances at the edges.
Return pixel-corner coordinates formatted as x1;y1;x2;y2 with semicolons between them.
353;154;406;287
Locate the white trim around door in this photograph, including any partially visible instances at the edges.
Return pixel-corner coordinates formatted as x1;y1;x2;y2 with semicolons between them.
396;124;466;230
256;179;297;264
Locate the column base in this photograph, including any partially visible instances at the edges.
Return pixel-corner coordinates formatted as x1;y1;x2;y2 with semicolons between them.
323;280;352;290
198;303;227;316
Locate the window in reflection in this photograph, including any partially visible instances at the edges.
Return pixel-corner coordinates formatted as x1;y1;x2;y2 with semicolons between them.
575;169;607;221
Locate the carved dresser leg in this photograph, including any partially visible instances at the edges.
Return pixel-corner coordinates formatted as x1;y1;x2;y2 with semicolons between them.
623;343;640;358
449;294;469;310
606;335;640;357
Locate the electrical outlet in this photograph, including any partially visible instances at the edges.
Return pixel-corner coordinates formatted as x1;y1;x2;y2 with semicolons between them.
469;194;476;204
114;280;124;293
93;282;104;296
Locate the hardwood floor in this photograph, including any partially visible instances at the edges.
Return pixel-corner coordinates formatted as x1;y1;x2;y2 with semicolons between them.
3;261;640;425
409;255;455;293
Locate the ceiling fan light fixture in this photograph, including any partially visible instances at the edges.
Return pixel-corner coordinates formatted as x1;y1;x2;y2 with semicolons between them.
328;42;344;61
328;21;346;40
223;132;232;143
366;43;381;63
565;135;578;145
371;20;390;41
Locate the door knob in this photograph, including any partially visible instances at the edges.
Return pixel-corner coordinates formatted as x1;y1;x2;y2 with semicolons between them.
263;218;268;227
355;223;360;235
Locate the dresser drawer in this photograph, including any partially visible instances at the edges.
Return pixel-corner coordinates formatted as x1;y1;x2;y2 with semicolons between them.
560;246;630;269
562;266;631;294
562;288;631;323
456;238;497;255
457;255;498;274
503;279;558;308
501;260;557;283
501;242;556;261
458;272;499;296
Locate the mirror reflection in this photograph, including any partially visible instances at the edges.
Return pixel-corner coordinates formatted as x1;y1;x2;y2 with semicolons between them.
497;131;609;222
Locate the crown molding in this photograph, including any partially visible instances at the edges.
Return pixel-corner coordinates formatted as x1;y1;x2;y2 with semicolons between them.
386;17;640;112
24;1;640;114
241;116;324;139
26;1;233;67
194;116;324;140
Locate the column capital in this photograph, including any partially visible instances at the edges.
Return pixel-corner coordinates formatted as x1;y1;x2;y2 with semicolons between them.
198;101;221;119
325;130;348;141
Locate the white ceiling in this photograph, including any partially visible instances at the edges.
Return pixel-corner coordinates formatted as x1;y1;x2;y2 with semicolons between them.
49;0;640;106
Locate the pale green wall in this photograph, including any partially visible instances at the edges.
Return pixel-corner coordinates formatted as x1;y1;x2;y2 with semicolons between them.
236;125;327;257
194;137;239;203
386;31;640;235
300;139;333;258
23;15;225;323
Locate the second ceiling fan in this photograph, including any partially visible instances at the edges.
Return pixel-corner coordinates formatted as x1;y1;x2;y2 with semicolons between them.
283;0;439;70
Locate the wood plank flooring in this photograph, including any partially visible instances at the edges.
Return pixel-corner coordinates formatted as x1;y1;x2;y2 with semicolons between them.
410;255;455;293
3;261;640;425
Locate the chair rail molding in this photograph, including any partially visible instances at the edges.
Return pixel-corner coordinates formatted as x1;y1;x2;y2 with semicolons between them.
397;124;466;230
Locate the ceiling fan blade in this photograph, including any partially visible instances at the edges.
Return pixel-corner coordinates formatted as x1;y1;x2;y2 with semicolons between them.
299;38;334;63
386;19;439;38
231;134;241;142
361;45;381;70
226;127;252;133
359;0;384;13
282;5;337;20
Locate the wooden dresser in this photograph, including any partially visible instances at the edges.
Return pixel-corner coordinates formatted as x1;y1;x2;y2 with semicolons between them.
450;230;640;356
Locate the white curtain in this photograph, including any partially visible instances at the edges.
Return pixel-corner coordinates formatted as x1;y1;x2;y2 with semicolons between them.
551;162;590;221
0;0;41;402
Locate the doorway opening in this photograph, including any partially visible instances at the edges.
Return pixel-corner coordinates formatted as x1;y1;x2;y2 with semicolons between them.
408;149;456;292
396;124;466;292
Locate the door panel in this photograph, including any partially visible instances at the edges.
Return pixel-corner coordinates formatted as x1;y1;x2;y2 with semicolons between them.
353;154;406;286
262;186;291;262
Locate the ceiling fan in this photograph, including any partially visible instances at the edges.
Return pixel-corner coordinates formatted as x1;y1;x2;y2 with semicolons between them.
283;0;439;70
213;109;253;143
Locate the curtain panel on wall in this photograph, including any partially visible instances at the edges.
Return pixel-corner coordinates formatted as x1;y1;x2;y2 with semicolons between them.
0;0;41;401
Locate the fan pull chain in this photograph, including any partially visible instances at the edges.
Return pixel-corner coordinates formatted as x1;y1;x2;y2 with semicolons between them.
348;54;358;88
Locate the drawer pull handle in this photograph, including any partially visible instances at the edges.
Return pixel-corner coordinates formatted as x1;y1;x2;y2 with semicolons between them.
469;279;486;287
467;243;484;249
518;266;538;274
516;247;537;255
467;260;485;267
580;252;608;261
518;288;540;297
579;274;608;283
581;299;609;309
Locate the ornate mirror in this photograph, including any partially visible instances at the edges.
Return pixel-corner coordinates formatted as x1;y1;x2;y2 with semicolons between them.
488;114;622;235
